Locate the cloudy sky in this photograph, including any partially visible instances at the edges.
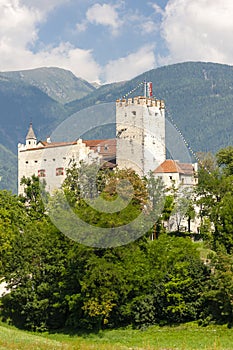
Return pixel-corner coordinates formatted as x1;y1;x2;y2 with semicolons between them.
1;0;233;83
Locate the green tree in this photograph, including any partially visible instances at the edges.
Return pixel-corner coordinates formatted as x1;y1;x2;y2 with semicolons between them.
200;252;233;326
19;174;48;219
0;190;30;276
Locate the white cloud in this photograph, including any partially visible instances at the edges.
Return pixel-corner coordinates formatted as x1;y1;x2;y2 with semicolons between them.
37;43;102;82
151;3;164;16
76;20;88;33
0;0;41;49
141;20;158;34
86;3;123;35
103;45;156;83
21;0;70;14
160;0;233;65
0;0;101;82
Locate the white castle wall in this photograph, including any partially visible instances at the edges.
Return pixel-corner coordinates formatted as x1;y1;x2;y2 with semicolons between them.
18;140;100;194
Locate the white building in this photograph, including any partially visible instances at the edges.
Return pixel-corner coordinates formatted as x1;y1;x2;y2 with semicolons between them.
18;123;116;194
153;159;198;189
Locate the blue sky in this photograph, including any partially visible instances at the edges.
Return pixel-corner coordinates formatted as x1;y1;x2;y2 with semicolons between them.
1;0;233;83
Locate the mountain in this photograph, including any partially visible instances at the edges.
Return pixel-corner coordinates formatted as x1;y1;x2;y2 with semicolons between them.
66;62;233;154
0;78;68;153
0;144;17;193
1;62;233;192
0;67;96;104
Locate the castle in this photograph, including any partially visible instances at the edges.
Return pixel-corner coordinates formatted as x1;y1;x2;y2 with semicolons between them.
18;83;197;195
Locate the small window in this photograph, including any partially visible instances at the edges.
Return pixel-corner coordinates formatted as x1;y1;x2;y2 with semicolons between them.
56;167;64;176
38;169;46;177
44;159;47;162
132;111;136;116
35;160;38;163
169;176;173;180
25;161;28;164
53;158;55;161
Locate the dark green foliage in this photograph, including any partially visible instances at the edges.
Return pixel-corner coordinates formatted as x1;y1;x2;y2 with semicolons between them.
3;148;233;331
200;253;233;327
197;148;233;252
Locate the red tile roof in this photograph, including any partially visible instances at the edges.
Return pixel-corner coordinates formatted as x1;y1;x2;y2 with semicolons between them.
154;160;194;175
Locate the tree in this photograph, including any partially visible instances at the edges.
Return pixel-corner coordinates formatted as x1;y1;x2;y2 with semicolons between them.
200;252;233;326
0;190;30;276
19;174;48;219
216;146;233;176
197;148;233;252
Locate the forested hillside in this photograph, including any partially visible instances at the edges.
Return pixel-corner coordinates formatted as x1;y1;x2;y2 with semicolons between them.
67;62;233;153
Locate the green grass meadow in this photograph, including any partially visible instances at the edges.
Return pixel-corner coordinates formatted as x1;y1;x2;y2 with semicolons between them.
1;322;233;350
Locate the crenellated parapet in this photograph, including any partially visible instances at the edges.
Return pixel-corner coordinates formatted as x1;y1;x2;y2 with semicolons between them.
116;96;165;109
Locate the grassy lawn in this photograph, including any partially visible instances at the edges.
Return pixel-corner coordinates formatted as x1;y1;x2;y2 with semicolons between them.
1;322;233;350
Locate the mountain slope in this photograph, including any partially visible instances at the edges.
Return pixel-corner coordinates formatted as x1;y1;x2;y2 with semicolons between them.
0;78;68;152
0;67;96;104
0;145;17;193
66;61;233;154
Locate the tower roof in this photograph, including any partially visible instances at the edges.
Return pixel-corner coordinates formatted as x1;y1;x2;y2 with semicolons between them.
26;123;37;140
154;160;194;175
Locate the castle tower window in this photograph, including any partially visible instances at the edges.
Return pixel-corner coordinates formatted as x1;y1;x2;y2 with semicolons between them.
38;169;46;177
56;167;64;176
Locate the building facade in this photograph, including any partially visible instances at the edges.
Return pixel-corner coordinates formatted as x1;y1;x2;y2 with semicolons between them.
18;124;116;194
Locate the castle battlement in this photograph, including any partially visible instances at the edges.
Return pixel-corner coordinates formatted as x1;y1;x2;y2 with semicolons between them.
116;97;165;109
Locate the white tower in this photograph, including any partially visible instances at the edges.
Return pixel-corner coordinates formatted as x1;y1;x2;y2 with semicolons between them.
26;122;37;149
116;83;166;176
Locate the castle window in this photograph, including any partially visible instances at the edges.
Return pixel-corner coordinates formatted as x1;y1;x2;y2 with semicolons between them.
53;158;55;161
35;160;38;163
132;111;136;116
56;167;64;176
38;169;46;177
169;176;173;180
25;161;28;164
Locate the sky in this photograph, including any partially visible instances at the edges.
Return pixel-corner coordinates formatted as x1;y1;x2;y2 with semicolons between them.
1;0;233;84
